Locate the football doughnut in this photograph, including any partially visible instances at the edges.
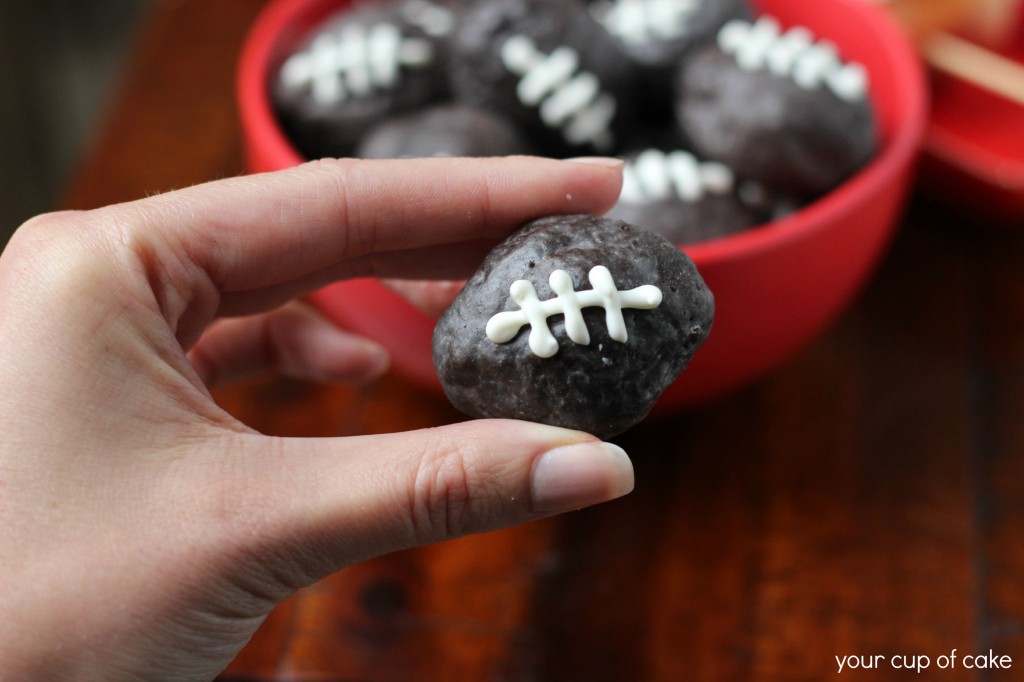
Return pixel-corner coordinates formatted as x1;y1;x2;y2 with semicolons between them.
675;15;876;197
448;0;636;155
272;0;456;158
432;214;714;438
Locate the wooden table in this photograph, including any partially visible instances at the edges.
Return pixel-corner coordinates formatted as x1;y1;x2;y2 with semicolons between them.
62;1;1024;679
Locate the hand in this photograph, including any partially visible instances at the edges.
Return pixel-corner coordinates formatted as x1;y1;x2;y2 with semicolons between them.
0;157;633;681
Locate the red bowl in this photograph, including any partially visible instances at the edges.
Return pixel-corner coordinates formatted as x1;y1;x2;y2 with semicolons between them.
238;0;928;409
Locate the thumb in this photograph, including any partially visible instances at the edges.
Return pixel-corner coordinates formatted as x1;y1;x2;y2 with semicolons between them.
202;420;633;593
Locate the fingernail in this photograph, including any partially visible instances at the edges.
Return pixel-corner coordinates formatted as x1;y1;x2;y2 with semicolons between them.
563;157;625;168
530;442;634;513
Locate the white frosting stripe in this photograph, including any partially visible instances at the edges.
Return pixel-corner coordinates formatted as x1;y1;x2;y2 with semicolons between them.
550;270;590;346
485;266;663;358
619;149;735;204
341;25;371;96
281;22;434;105
400;0;455;38
500;35;617;150
541;71;600;126
717;16;869;102
593;0;700;44
517;46;578;105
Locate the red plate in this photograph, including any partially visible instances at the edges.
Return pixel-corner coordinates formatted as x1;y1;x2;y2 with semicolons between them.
922;5;1024;220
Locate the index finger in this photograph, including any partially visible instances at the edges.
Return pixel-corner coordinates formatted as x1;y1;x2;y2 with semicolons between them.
101;156;623;295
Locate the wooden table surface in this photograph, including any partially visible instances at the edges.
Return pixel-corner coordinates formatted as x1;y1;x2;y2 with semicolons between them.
61;1;1024;679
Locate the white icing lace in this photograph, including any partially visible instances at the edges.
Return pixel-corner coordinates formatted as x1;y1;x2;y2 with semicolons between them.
619;149;734;204
486;266;662;358
500;35;617;150
717;16;869;102
592;0;700;45
400;0;455;38
281;22;434;105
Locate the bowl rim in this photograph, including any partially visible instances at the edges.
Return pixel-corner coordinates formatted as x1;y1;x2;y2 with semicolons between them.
237;0;929;264
238;0;313;170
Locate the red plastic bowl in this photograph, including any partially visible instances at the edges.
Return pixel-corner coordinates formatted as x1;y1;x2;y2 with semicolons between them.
238;0;928;409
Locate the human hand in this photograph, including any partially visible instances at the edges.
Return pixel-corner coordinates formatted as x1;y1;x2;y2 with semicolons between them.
0;157;632;681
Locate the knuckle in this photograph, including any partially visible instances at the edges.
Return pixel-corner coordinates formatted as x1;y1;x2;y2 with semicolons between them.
14;209;79;234
6;211;87;259
297;158;359;253
3;211;120;302
408;434;480;543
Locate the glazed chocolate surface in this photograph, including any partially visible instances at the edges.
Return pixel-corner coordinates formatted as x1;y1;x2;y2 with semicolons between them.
607;193;760;245
606;148;765;244
433;215;714;438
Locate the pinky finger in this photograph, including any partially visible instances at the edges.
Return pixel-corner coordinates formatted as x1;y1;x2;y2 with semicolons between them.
187;301;390;389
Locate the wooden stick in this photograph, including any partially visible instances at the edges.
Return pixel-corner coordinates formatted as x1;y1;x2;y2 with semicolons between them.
924;32;1024;107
